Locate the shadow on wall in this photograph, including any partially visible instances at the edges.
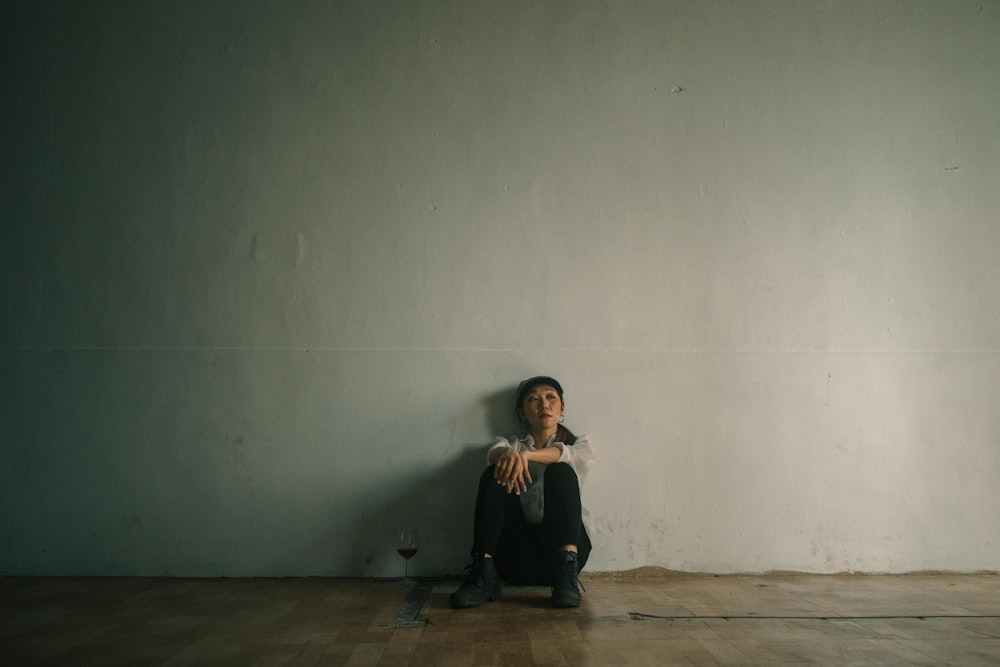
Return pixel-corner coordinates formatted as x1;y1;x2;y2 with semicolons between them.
348;386;521;577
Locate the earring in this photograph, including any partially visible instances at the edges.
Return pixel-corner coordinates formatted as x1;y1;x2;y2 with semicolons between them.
559;415;565;424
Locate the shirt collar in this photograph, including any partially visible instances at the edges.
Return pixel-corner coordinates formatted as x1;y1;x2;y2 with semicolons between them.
524;433;557;449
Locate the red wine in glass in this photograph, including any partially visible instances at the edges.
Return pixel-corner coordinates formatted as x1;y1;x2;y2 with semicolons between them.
397;527;419;584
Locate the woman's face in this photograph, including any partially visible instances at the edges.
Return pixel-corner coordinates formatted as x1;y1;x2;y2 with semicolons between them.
517;384;564;431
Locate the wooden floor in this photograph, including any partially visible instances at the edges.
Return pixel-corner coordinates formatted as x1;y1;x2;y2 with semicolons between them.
4;574;1000;665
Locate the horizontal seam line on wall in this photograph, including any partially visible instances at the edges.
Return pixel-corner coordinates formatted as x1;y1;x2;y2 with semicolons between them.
2;347;998;353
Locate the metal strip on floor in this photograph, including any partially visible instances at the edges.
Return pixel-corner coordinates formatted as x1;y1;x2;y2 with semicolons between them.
389;581;434;628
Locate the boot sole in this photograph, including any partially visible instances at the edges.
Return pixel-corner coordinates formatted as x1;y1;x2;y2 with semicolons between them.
448;592;501;609
552;597;580;608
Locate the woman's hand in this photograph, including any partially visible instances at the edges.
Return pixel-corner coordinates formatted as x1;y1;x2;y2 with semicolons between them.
494;449;532;495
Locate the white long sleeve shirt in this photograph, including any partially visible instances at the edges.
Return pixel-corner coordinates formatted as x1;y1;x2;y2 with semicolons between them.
487;433;596;525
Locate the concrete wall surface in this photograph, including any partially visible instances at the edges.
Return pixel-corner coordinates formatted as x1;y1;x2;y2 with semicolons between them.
2;0;998;576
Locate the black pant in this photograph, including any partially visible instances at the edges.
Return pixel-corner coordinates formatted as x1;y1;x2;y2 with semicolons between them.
470;462;592;585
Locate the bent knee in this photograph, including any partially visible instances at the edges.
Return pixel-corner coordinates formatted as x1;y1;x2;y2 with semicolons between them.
544;462;578;485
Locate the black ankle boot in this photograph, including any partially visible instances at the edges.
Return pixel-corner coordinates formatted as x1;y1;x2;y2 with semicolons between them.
551;550;581;608
449;555;502;609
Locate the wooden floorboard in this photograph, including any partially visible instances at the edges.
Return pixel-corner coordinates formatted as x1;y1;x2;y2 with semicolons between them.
3;574;1000;665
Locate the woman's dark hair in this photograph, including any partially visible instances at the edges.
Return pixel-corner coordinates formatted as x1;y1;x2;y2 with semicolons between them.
515;376;563;407
514;375;577;445
555;424;578;446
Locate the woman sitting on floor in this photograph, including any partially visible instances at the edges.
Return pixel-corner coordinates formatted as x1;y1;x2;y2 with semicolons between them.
450;376;596;609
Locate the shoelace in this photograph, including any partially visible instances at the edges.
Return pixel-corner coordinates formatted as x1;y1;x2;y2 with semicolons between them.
555;557;581;589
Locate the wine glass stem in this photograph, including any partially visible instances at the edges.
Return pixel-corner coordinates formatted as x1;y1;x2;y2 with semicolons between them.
404;559;408;584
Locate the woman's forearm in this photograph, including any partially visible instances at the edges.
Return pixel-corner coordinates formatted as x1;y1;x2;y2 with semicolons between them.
524;445;563;464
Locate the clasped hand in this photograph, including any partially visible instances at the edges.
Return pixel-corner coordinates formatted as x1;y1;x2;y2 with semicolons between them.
494;450;531;495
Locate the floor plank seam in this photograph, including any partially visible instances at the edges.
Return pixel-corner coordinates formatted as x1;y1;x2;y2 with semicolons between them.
629;612;1000;621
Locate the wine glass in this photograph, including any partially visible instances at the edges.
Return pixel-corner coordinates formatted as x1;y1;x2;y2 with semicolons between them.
397;527;419;585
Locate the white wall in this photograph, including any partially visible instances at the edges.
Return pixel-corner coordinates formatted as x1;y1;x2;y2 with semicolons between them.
2;0;998;576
